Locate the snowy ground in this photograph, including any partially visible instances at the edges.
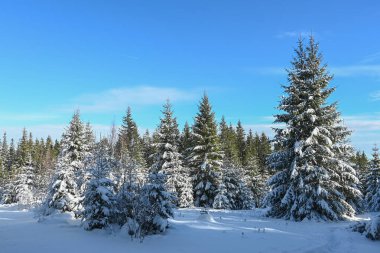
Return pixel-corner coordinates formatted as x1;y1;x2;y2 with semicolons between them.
0;205;379;253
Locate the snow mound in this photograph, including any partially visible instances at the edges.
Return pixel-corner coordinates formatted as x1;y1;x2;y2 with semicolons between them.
197;212;215;222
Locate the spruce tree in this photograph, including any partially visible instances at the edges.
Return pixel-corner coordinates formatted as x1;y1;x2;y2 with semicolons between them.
17;128;30;167
43;111;88;214
117;107;144;165
14;154;35;207
138;172;175;236
1;133;8;171
179;122;193;167
235;120;246;166
2;139;17;204
352;151;369;196
365;145;380;211
266;37;361;221
188;94;223;207
82;139;115;230
244;131;267;207
150;101;193;207
213;160;253;210
45;155;78;213
257;133;272;175
112;153;141;227
142;130;155;168
219;117;238;164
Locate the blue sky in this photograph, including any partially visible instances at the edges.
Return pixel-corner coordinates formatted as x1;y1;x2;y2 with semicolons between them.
0;0;380;154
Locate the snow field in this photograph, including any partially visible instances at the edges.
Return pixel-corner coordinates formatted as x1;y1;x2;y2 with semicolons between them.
1;205;379;253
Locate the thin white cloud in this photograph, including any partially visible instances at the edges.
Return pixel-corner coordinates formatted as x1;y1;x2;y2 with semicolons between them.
360;51;380;64
250;67;286;75
330;65;380;77
275;31;316;39
0;113;57;121
0;124;66;141
343;115;380;132
69;86;199;113
342;115;380;153
369;91;380;101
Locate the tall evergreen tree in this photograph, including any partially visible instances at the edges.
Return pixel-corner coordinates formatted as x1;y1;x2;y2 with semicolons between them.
150;101;193;207
82;139;115;230
137;172;175;236
235;120;246;166
213;160;253;210
219;117;238;164
265;37;361;221
188;94;223;207
43;111;88;214
14;154;35;207
179;122;193;163
142;130;155;168
17;128;30;167
117;107;144;165
257;133;272;174
352;151;369;196
365;145;380;211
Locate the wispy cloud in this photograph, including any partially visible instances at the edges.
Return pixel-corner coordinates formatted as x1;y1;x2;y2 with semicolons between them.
360;51;380;64
370;91;380;101
0;124;66;140
68;86;200;113
344;115;380;131
250;67;286;75
330;65;380;77
342;114;380;152
275;31;316;39
0;113;57;122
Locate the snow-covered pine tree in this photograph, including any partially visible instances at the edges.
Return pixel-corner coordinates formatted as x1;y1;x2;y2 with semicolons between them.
365;215;380;240
213;180;230;209
115;107;147;187
137;172;175;236
213;160;234;210
16;128;30;167
1;174;16;204
116;107;145;165
43;111;88;214
112;153;142;228
352;151;369;197
235;121;246;166
84;122;96;152
352;214;380;241
257;133;272;175
14;154;35;207
179;122;193;167
142;130;156;168
34;136;57;203
2;138;18;204
219;117;238;164
265;37;361;221
45;156;78;213
150;101;193;207
213;160;253;210
82;139;115;230
243;129;267;207
365;145;380;212
188;94;223;207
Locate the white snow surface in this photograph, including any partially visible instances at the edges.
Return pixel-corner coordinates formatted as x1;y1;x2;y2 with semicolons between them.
1;204;379;253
